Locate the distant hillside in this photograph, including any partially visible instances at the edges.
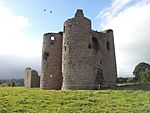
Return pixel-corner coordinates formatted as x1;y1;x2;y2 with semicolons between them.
0;78;24;87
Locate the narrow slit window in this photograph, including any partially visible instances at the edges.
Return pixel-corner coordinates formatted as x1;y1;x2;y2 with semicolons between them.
88;43;92;49
106;42;110;51
64;46;66;51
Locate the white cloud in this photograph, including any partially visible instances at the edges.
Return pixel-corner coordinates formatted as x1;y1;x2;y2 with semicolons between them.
0;2;42;78
0;3;42;57
96;0;133;28
97;0;150;77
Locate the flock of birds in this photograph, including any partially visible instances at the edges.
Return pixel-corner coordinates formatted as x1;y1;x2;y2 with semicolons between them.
44;9;52;13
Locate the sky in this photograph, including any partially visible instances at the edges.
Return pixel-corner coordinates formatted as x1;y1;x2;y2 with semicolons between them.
0;0;150;79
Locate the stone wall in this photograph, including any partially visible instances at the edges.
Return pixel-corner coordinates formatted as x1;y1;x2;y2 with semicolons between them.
91;31;105;88
92;30;117;88
24;68;40;88
40;33;63;90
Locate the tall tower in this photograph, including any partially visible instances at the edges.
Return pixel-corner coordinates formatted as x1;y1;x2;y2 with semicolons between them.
62;9;96;89
40;33;63;90
102;30;117;86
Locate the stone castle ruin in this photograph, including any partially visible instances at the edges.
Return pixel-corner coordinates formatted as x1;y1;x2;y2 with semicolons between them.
40;9;117;90
24;68;40;88
24;9;117;90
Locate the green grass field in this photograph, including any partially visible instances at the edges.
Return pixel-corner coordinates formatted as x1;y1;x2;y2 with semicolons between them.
0;84;150;113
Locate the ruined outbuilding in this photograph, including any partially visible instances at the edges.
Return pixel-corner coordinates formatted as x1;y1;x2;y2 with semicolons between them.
40;9;117;90
24;68;40;88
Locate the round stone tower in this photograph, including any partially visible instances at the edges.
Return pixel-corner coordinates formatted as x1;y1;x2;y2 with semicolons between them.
40;33;63;90
62;9;96;90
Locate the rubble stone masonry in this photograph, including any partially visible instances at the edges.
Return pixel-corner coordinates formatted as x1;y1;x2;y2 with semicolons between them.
24;68;40;88
40;9;117;90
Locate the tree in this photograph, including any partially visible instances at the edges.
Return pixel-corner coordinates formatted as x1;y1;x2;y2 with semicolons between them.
133;62;150;81
139;69;150;83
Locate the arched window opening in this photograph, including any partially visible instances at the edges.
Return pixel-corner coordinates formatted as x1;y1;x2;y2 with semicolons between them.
50;36;55;44
43;51;49;60
51;36;55;40
92;37;100;52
